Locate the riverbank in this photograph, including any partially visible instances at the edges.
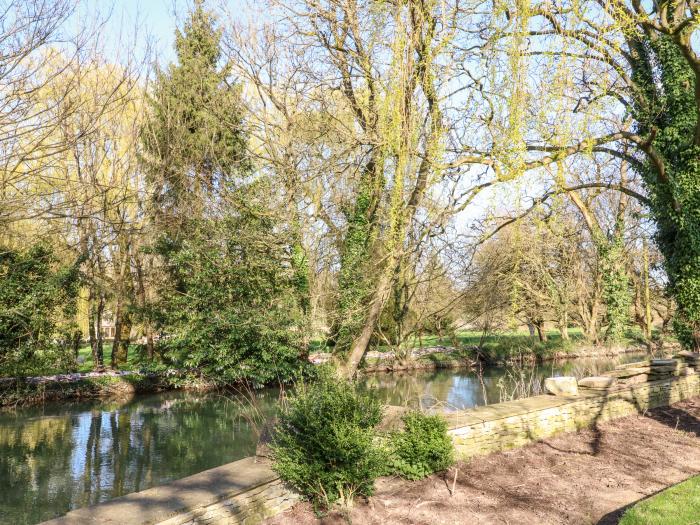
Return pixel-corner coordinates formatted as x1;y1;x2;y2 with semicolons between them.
0;371;219;409
0;340;674;408
358;341;672;374
0;372;160;408
266;396;700;525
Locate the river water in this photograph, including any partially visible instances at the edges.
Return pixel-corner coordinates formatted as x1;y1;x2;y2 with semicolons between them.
0;352;646;524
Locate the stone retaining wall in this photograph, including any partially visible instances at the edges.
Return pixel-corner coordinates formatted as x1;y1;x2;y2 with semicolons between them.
44;374;699;525
42;457;299;525
157;478;298;525
445;374;700;459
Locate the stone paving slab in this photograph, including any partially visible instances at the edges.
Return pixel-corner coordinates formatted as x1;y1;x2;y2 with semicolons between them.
41;457;277;525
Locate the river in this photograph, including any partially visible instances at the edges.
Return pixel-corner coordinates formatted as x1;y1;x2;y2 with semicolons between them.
0;351;646;524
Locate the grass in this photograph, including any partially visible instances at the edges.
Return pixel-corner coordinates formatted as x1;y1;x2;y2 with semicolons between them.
619;475;700;525
406;328;588;360
313;326;656;366
390;327;652;364
73;343;144;373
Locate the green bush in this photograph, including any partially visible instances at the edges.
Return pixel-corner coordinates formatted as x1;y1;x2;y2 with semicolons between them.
151;211;311;386
388;411;454;480
0;243;81;377
271;375;385;510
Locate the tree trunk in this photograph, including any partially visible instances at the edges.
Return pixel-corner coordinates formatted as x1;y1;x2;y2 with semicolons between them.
527;322;536;337
116;313;131;366
89;293;105;370
643;240;653;340
559;321;569;341
134;254;155;360
111;298;123;369
111;305;131;368
343;268;394;378
534;320;548;342
556;306;569;341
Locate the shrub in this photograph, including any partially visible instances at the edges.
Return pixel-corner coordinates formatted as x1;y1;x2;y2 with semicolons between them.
151;211;311;386
271;374;385;510
0;243;81;377
388;411;454;480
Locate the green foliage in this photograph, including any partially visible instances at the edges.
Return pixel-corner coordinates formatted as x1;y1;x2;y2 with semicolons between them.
141;0;248;219
290;240;311;317
271;374;385;510
630;35;700;348
142;2;309;384
387;412;454;480
0;244;81;377
151;198;310;385
597;230;632;342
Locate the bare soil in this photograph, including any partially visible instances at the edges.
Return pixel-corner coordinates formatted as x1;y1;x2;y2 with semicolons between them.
265;397;700;525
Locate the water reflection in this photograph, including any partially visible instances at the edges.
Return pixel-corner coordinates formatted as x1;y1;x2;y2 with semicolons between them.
0;352;647;524
364;352;648;411
0;391;279;525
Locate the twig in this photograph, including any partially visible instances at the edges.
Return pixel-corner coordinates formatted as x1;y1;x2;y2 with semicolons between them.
448;467;459;496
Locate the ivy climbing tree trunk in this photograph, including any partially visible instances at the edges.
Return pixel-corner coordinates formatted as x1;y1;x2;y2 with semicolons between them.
509;2;700;351
630;33;700;350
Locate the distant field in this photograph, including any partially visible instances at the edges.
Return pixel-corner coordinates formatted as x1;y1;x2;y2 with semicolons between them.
32;326;660;376
312;326;655;363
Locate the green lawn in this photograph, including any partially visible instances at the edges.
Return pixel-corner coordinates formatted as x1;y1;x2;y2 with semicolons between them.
619;475;700;525
72;343;144;373
312;326;655;364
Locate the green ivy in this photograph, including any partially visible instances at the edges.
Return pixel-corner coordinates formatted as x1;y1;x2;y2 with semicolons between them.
630;34;700;348
332;178;380;354
596;229;631;342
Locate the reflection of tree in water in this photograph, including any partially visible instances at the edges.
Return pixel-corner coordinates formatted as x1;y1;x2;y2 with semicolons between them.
363;352;649;411
0;410;89;524
0;390;280;525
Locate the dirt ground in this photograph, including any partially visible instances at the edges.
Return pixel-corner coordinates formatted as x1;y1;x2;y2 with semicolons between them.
265;398;700;525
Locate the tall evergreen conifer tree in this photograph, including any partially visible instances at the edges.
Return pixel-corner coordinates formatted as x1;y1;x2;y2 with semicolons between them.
141;1;308;384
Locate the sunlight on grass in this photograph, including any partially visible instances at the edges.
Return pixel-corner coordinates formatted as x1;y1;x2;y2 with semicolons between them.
619;475;700;525
73;344;143;373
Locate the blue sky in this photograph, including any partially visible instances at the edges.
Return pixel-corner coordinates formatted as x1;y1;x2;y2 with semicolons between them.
103;0;182;65
98;0;251;68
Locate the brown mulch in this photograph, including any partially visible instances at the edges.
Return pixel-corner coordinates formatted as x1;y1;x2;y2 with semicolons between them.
265;398;700;525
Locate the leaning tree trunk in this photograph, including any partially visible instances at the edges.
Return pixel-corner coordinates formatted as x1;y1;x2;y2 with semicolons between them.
342;267;394;378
